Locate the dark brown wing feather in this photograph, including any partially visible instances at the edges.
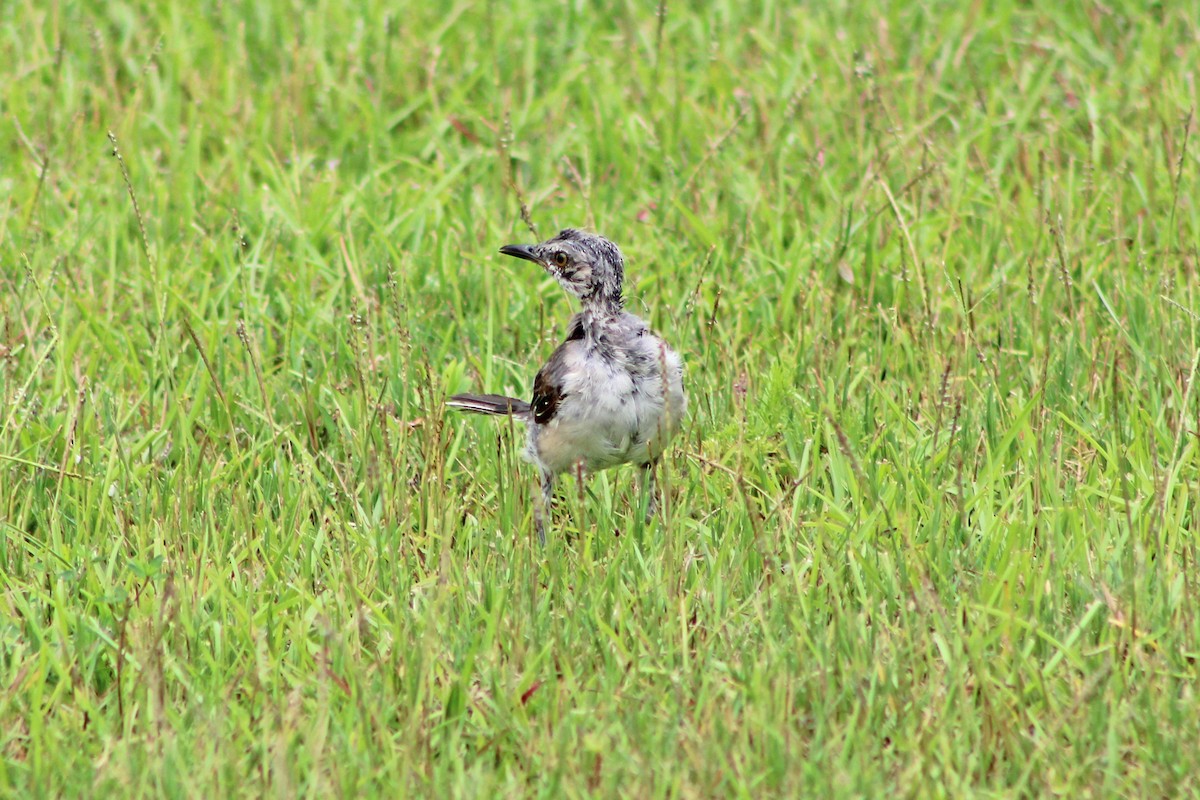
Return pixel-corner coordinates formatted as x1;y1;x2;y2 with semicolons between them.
531;364;565;425
530;316;584;424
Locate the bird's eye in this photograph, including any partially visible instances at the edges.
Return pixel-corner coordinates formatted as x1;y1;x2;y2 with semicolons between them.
553;252;568;268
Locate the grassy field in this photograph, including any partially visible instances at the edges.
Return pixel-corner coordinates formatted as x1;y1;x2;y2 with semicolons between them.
3;0;1200;796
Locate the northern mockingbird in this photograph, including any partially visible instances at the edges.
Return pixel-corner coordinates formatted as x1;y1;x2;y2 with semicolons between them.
448;228;687;541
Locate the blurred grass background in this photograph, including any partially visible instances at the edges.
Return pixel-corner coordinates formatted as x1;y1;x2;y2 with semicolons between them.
2;0;1199;795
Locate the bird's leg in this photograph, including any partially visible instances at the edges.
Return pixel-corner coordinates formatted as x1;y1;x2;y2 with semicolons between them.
535;469;553;544
640;461;659;522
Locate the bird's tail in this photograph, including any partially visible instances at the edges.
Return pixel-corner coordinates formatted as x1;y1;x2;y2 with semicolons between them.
446;393;531;418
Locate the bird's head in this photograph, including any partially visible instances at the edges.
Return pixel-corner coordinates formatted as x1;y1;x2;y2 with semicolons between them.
500;228;624;309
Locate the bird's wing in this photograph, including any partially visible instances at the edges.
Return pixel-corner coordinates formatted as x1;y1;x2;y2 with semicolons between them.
531;349;570;425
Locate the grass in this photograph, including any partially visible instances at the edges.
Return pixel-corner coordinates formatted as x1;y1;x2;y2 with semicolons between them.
2;0;1199;795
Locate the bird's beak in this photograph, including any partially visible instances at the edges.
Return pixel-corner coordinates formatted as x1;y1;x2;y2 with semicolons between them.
499;244;541;265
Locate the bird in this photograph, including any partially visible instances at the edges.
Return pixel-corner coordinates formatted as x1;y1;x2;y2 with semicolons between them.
447;228;686;542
